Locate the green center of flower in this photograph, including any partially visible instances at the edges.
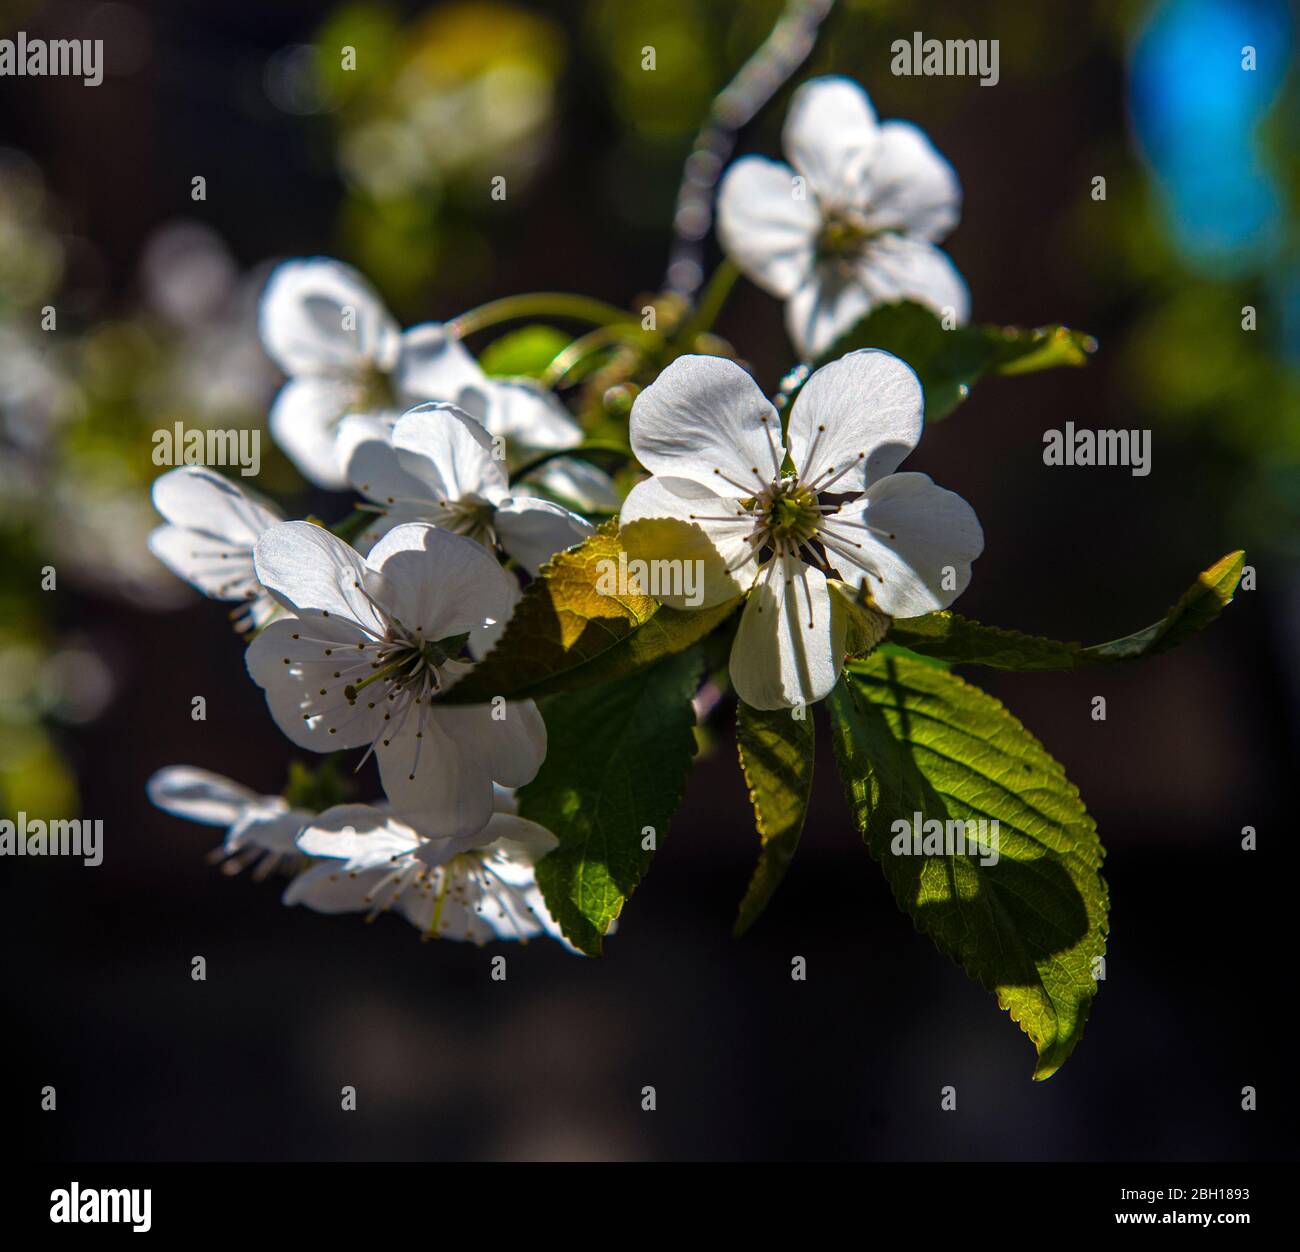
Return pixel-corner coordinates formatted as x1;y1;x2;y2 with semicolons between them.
357;361;399;412
447;497;497;546
343;631;469;704
816;212;872;260
766;486;822;546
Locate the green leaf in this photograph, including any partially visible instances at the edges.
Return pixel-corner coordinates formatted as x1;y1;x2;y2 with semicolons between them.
733;702;815;936
282;757;353;812
828;652;1108;1080
521;648;705;955
478;324;573;379
890;551;1245;671
814;300;1095;420
440;523;740;704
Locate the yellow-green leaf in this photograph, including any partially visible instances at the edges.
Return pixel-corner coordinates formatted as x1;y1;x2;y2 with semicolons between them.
441;523;740;703
890;551;1245;670
814;300;1095;420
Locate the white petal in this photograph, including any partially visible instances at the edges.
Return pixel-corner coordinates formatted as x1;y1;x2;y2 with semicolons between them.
629;354;782;494
821;472;983;616
526;457;622;512
283;861;390;913
411;829;489;864
147;766;257;826
148;466;279;602
861;121;962;242
399;869;542;944
395;322;486;402
378;714;497;841
150;466;281;543
268;377;361;488
338;413;432;507
245;617;388;752
728;558;845;710
430;699;547;791
859;235;969;323
148;524;260;602
716;157;819;298
476;812;559;871
253;520;383;627
367;523;519;643
787;349;923;493
295;804;421;865
225;804;304;855
520;885;571;946
619;475;757;608
494;497;593;575
392;403;505;503
783;268;874;360
482;379;582;454
260;257;400;377
782;76;879;212
407;838;561;944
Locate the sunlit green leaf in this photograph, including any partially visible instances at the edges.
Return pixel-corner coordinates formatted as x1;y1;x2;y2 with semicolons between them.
828;652;1108;1080
478;324;573;378
815;300;1095;420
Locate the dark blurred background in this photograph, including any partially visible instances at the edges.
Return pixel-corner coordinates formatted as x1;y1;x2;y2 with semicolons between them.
2;0;1296;1160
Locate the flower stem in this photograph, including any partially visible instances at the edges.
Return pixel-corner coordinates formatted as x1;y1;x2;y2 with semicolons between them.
676;258;739;346
541;324;645;388
451;293;636;339
330;509;374;543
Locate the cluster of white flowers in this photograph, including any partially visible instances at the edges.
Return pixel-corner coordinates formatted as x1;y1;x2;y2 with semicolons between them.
146;75;982;948
149;767;567;945
146;257;596;947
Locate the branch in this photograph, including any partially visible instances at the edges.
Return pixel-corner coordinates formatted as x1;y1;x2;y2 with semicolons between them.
663;0;837;300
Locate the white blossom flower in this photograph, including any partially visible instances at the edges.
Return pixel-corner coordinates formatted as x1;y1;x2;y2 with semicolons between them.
260;257;459;487
283;791;568;947
367;320;621;506
717;76;967;360
619;351;983;709
245;520;545;839
337;403;593;574
147;765;308;878
147;466;282;631
389;323;582;455
259;256;619;502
